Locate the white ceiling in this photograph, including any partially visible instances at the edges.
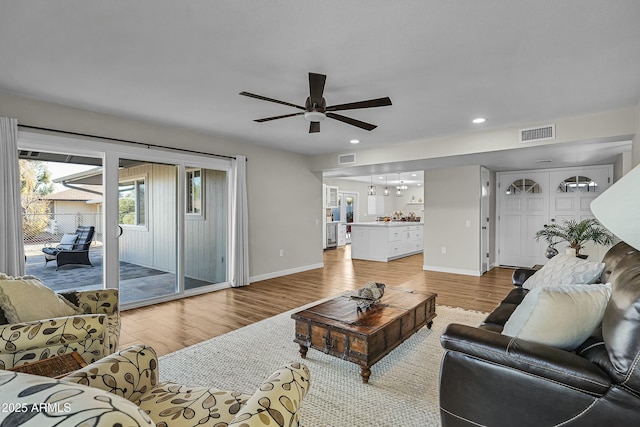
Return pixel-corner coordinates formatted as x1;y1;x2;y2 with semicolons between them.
1;1;639;174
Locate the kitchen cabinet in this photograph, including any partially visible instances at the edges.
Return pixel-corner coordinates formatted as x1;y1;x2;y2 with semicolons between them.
350;222;423;262
337;223;347;246
326;185;338;208
326;222;337;249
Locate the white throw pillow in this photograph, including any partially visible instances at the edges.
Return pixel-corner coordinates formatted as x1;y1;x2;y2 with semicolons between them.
0;274;81;323
502;283;611;350
523;254;605;290
58;233;78;250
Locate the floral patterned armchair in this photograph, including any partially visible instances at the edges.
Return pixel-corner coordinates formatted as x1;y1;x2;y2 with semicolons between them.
0;344;311;427
0;287;120;369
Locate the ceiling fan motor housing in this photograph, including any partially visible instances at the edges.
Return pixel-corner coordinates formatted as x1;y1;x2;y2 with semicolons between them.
304;96;327;121
240;72;391;132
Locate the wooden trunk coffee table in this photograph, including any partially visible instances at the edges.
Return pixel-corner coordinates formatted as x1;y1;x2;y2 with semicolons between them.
8;351;87;378
292;287;437;383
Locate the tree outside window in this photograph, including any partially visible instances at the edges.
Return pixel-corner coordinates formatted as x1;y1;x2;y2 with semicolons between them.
186;169;203;216
119;178;145;225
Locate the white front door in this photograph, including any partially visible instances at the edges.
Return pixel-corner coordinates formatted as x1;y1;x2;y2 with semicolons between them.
498;171;550;267
498;165;613;267
548;166;612;258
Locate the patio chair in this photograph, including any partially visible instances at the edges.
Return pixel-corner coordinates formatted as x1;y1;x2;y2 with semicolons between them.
42;225;95;270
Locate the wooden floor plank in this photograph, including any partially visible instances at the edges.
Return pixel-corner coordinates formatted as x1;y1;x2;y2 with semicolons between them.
119;246;514;355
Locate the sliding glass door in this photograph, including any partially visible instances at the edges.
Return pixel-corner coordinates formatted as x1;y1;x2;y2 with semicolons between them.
117;159;179;305
18;131;231;308
184;167;227;290
19;150;104;293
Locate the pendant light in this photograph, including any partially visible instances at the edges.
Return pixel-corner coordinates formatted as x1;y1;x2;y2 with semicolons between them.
396;175;404;197
383;174;390;196
367;175;376;195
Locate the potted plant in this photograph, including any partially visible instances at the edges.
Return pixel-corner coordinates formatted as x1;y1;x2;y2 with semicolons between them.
534;218;615;257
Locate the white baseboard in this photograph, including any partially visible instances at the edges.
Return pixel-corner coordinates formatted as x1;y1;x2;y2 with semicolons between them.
250;263;324;283
423;264;482;277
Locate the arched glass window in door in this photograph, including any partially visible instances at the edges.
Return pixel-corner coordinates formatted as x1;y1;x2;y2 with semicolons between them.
505;178;541;195
557;175;598;193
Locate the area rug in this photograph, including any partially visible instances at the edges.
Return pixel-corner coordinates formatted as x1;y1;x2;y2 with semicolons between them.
158;300;486;427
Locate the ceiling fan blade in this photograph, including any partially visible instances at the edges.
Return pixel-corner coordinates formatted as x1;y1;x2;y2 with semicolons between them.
308;73;327;106
239;91;305;110
255;112;305;122
326;97;392;112
309;122;320;133
326;113;377;131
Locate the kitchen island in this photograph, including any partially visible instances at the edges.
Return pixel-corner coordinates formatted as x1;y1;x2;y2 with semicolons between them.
350;222;423;262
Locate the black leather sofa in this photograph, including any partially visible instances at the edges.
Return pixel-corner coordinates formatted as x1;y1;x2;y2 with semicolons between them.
439;242;640;426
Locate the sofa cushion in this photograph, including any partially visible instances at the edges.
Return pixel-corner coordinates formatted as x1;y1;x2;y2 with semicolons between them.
481;288;529;331
0;273;82;323
523;254;605;290
0;370;154;426
58;233;78;250
139;383;250;426
502;283;612;351
600;248;640;392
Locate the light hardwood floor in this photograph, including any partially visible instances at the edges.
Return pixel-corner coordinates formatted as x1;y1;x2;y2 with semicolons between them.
119;246;515;356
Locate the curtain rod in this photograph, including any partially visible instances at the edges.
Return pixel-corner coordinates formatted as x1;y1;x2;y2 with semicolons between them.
17;124;243;161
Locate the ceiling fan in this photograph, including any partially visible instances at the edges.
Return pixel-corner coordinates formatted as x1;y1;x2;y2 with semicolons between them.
239;72;392;133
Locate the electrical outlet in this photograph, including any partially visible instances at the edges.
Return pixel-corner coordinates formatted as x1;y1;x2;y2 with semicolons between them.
279;249;284;257
441;246;447;254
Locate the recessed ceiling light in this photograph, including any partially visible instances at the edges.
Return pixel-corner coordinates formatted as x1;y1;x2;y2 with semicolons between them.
472;118;486;124
350;139;360;144
411;173;417;177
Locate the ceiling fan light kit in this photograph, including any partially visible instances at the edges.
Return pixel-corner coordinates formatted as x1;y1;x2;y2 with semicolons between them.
304;111;326;122
383;174;390;196
240;72;392;134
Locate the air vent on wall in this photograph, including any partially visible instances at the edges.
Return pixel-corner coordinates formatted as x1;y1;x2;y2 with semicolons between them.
519;124;555;143
18;150;41;158
338;153;356;165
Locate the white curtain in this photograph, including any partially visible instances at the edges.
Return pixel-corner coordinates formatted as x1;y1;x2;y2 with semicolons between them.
229;154;249;287
0;117;25;276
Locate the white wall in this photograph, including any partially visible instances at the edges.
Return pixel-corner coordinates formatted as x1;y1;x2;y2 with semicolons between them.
634;100;640;167
0;90;323;282
309;108;637;173
423;165;482;276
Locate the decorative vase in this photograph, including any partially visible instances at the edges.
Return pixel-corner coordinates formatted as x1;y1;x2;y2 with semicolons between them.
545;245;559;259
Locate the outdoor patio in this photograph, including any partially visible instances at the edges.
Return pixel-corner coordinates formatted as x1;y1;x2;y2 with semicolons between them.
25;246;213;305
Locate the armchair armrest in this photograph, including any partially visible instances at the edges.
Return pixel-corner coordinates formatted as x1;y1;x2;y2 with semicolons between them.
62;344;158;404
512;268;538;286
59;289;120;353
441;323;611;395
59;289;119;315
229;362;311;427
0;314;107;369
